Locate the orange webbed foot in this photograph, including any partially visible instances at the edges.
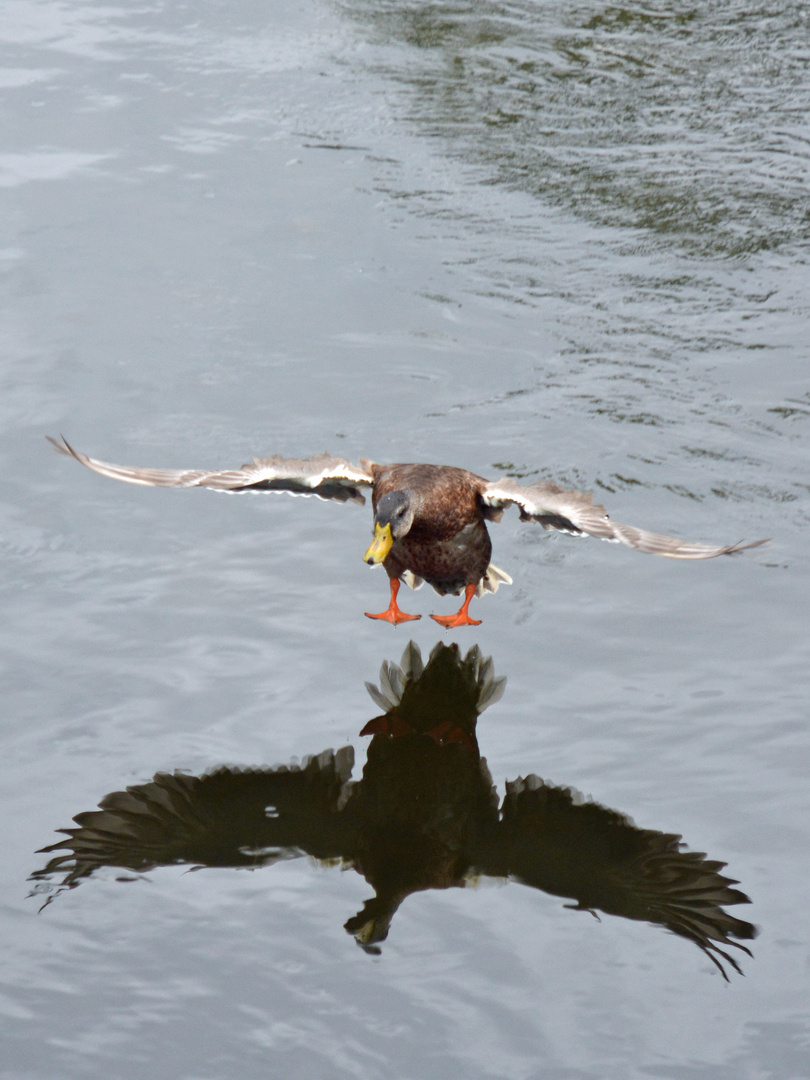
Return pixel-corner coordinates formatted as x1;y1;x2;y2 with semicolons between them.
365;578;420;625
365;608;421;625
430;584;481;628
360;713;416;739
424;721;475;750
430;610;482;629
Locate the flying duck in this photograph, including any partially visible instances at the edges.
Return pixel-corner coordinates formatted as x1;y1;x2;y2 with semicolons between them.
48;437;768;627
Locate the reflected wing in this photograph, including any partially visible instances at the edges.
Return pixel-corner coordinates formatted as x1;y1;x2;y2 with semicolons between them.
48;436;374;505
471;775;756;980
481;477;768;558
31;749;357;893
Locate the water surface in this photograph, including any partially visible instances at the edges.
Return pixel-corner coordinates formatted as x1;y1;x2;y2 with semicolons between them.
2;1;809;1077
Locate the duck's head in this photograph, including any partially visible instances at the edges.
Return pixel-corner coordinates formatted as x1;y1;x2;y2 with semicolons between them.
364;490;415;565
344;894;402;954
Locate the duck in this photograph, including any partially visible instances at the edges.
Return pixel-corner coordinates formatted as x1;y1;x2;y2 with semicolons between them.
47;436;768;627
32;640;757;978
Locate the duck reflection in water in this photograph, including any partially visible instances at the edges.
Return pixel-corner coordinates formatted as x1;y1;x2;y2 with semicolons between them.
31;643;755;980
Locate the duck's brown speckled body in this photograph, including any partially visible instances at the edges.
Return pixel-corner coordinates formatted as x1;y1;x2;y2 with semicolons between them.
369;464;494;596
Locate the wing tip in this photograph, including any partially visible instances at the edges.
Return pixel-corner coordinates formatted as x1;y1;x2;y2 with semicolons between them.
723;538;771;556
46;434;70;456
47;434;85;463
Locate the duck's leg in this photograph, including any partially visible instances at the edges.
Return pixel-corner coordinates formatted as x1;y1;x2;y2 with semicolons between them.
365;578;421;625
430;584;482;628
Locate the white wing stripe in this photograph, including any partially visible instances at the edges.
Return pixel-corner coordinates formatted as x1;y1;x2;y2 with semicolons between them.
48;437;373;503
482;476;768;560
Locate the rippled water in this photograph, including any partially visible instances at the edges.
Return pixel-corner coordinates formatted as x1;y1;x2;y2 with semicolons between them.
2;1;809;1077
355;0;810;255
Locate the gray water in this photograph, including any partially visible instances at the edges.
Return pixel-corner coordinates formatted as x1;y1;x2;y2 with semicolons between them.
2;1;809;1077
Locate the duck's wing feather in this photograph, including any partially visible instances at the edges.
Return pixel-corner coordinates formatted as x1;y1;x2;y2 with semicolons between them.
481;477;769;559
468;775;755;981
48;436;374;505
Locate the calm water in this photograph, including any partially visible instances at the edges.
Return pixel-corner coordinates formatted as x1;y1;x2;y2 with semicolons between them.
2;1;809;1077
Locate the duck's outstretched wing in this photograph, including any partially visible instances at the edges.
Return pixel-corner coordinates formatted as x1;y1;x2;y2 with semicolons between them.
30;748;357;897
481;477;769;559
47;436;374;505
469;775;756;981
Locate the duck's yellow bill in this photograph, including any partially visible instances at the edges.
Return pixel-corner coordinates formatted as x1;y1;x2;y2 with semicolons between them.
364;522;393;565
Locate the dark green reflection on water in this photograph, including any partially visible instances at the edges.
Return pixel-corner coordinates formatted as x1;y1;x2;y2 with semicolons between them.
343;0;810;256
31;643;755;980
